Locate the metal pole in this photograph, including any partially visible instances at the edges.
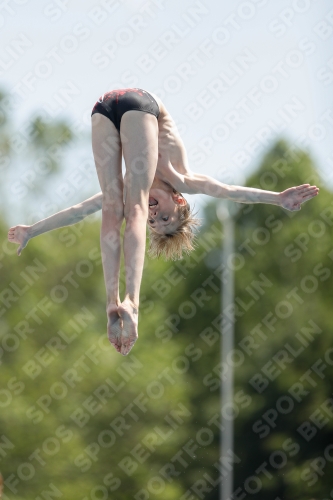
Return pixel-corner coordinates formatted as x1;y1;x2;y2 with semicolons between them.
217;202;235;500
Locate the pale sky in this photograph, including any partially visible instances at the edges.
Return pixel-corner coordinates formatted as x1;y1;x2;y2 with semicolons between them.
1;0;332;222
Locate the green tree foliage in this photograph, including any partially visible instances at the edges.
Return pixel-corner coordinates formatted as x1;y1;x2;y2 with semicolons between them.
0;88;75;220
229;141;333;499
1;138;332;500
0;215;221;499
202;139;333;499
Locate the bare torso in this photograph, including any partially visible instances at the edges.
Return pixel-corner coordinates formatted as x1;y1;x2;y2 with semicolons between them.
148;91;191;189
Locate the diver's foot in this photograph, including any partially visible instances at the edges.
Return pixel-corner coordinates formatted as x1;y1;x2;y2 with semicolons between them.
107;304;122;354
118;299;138;356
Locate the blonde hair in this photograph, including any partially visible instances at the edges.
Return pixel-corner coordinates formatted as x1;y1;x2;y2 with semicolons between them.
148;195;200;261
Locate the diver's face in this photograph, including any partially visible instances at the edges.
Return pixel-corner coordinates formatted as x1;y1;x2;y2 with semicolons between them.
148;189;186;234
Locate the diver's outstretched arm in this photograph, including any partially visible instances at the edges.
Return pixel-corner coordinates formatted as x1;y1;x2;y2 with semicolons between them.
8;192;102;255
178;174;319;211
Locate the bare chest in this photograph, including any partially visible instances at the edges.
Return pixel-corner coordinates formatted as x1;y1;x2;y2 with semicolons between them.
156;127;190;177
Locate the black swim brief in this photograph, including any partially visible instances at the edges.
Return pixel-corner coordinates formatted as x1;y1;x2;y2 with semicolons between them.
91;88;160;132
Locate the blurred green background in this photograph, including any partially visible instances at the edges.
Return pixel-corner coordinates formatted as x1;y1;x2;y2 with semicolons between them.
1;85;333;500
